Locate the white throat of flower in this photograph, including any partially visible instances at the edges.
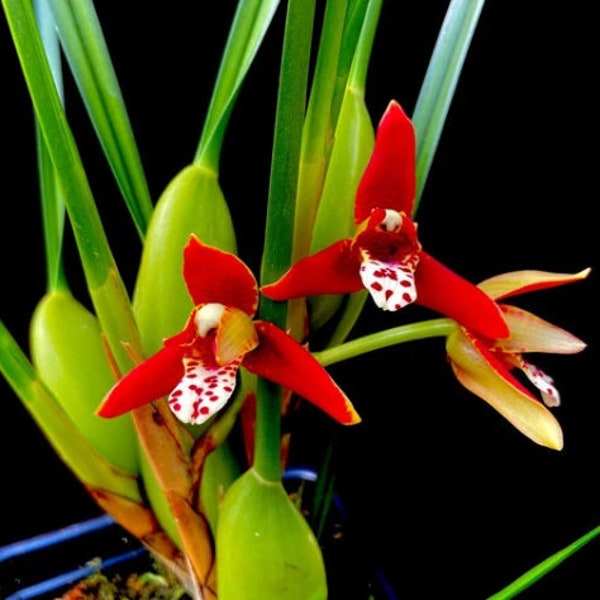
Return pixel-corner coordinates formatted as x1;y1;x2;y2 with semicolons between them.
195;303;226;336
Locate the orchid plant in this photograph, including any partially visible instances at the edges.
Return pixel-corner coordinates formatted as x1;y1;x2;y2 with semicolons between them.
0;1;594;599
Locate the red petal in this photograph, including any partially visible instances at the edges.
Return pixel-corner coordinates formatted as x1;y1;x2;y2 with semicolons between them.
261;239;362;300
97;345;185;417
354;100;416;224
415;252;509;339
183;235;258;316
242;321;361;425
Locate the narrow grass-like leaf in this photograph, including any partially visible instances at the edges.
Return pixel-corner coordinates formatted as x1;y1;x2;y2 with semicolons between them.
2;0;143;373
34;0;67;293
47;0;153;239
487;525;600;599
35;130;67;292
291;0;348;263
260;0;314;308
330;0;369;124
311;436;336;540
194;0;281;171
412;0;486;212
256;0;315;482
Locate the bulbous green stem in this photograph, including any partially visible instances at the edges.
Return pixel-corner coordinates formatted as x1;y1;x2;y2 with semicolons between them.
314;318;455;366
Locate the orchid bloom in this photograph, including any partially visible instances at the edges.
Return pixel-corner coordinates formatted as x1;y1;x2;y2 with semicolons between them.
446;268;590;450
262;100;508;340
98;236;360;426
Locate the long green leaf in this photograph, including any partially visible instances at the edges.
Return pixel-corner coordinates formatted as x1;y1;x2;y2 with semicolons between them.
329;0;369;124
291;0;348;263
34;0;67;293
255;0;315;481
47;0;153;239
260;0;314;301
412;0;486;212
487;525;600;599
2;0;143;373
194;0;281;171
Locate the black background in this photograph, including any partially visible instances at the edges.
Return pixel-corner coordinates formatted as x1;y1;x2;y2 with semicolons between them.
0;2;597;598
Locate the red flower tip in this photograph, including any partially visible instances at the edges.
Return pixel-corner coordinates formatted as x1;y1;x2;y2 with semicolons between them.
355;100;416;224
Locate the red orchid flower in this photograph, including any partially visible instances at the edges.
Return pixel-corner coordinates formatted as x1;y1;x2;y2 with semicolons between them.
446;268;590;450
98;236;360;426
262;100;508;340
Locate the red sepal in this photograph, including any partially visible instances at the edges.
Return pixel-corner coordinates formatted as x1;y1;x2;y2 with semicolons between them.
415;252;509;340
261;239;362;300
242;321;361;425
97;345;186;417
470;335;538;399
355;100;416;224
183;235;258;316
